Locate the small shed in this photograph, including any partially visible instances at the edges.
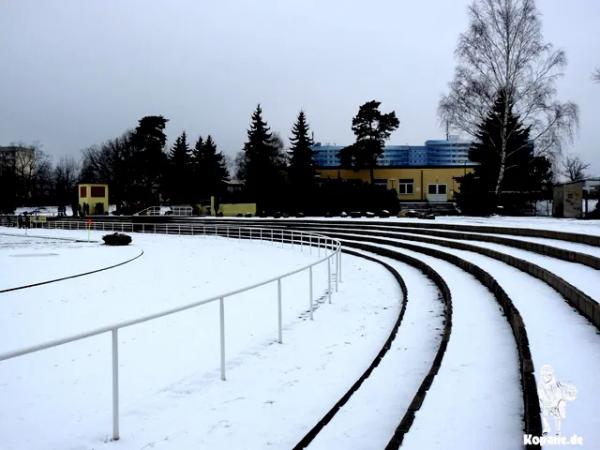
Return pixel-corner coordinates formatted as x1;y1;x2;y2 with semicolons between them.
78;183;109;215
553;178;600;218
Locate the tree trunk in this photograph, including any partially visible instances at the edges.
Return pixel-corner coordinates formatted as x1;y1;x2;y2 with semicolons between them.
495;91;510;196
495;150;506;195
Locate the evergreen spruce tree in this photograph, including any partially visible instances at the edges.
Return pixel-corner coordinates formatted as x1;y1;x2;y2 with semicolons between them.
190;135;205;201
239;104;286;211
288;111;316;188
458;91;552;214
129;115;169;208
192;135;229;201
167;131;191;204
288;111;316;211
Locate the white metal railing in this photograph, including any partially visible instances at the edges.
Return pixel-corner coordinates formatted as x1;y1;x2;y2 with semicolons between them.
133;206;161;216
0;220;342;442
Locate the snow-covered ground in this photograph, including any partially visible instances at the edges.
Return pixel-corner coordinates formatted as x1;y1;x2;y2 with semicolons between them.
308;226;600;303
0;227;400;450
414;215;600;236
346;235;600;449
306;249;444;450
253;215;600;237
339;240;524;450
1;232;141;291
3;215;599;450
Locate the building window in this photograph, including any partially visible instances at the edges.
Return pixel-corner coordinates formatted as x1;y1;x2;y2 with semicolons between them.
80;186;87;197
374;178;388;188
428;184;447;194
91;186;106;197
399;179;414;194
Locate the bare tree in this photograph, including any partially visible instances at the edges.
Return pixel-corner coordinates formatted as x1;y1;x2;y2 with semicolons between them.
439;0;578;194
54;156;80;207
11;144;52;203
561;155;590;182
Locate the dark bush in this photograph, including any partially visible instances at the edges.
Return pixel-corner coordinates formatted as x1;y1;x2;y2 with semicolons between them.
102;232;132;246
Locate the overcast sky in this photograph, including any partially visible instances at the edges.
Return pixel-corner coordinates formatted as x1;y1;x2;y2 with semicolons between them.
1;0;599;174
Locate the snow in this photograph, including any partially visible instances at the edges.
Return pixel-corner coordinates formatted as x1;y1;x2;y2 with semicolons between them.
0;232;141;291
3;216;600;449
306;249;444;450
319;227;600;303
434;237;600;302
356;235;600;449
337;239;524;449
466;232;600;259
266;215;600;237
0;227;400;450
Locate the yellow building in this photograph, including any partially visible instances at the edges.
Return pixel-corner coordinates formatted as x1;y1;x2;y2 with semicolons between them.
317;166;474;202
78;183;109;215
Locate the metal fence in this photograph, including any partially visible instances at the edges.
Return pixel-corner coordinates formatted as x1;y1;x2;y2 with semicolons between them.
0;220;342;441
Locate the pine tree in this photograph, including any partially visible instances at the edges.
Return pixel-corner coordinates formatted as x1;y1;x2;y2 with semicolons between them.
288;111;316;188
129;115;169;207
166;131;191;204
192;135;229;200
239;104;286;210
339;100;399;182
470;91;531;192
458;91;552;214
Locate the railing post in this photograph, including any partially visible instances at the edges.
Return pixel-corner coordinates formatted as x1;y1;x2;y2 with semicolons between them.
339;249;343;282
260;228;263;241
219;297;226;381
309;266;314;321
335;248;339;292
239;227;241;240
277;278;283;344
328;256;332;304
111;329;120;441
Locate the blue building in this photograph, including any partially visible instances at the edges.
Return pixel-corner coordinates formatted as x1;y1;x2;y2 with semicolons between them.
312;138;474;167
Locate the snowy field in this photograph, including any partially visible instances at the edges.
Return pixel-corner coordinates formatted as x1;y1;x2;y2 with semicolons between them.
2;215;599;450
0;227;400;450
